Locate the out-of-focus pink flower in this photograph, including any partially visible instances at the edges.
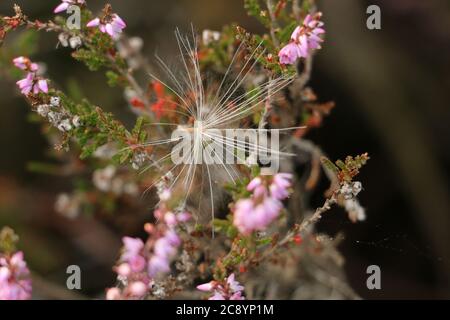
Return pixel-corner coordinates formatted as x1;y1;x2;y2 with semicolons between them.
197;273;245;300
107;201;191;300
13;57;38;71
278;42;301;65
177;211;191;222
128;281;148;297
209;292;226;300
106;287;121;300
247;177;262;191
13;57;49;95
233;173;292;235
196;282;214;292
16;73;48;95
270;173;292;200
121;237;144;260
147;228;181;277
230;291;245;300
128;255;146;273
278;12;325;64
227;273;244;293
54;0;85;14
115;263;131;277
37;79;48;93
87;14;126;40
16;73;34;95
0;251;32;300
234;197;282;235
147;255;170;277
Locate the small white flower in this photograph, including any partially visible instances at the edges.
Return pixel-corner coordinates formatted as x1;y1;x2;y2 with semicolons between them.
129;37;144;51
36;104;50;117
57;119;73;132
48;111;63;125
72;116;82;127
58;33;69;47
93;165;116;192
69;36;82;49
158;188;171;201
202;30;221;45
344;199;366;223
131;152;147;170
55;193;81;219
50;96;61;107
352;181;362;196
340;182;353;200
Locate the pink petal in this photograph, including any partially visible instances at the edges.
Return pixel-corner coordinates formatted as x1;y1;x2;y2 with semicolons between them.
247;177;262;191
290;26;301;41
196;283;213;292
113;15;126;28
86;18;100;27
38;79;49;93
54;2;70;14
21;85;32;95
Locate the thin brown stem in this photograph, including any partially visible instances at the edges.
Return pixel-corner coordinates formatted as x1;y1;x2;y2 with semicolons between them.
266;0;280;47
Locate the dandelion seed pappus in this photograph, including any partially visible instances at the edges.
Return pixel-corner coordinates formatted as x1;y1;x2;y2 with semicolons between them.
129;27;303;222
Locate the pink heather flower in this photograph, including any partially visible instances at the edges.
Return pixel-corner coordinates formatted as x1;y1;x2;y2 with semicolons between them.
106;287;121;300
278;42;302;65
108;207;191;299
196;282;214;292
270;173;292;200
121;237;144;259
233;173;292;235
128;255;146;273
16;73;49;95
148;228;181;277
177;211;191;222
226;273;244;293
197;273;245;300
128;281;148;297
16;73;34;95
147;255;170;277
54;0;85;14
278;12;325;64
209;292;226;300
233;196;283;235
0;251;32;300
13;57;38;71
87;14;126;40
164;212;177;227
115;263;131;277
230;291;245;300
247;177;262;191
154;238;176;258
14;57;49;95
120;237;147;273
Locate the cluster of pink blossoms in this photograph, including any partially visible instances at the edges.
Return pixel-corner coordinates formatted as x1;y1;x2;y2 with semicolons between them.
233;173;293;235
0;251;32;300
106;195;190;300
278;12;325;65
197;273;245;300
87;13;126;40
14;57;48;95
54;0;85;13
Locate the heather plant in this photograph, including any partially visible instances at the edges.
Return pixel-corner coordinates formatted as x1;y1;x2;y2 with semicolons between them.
0;0;369;300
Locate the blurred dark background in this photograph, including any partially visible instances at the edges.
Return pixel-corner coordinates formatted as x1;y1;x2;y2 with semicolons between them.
0;0;449;299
